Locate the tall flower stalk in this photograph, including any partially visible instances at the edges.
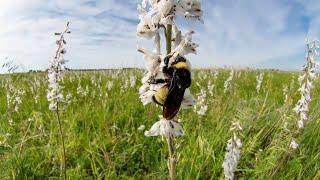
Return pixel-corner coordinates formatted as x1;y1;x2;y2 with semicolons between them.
222;121;243;180
256;72;264;93
224;69;234;93
47;22;71;179
293;39;319;130
137;1;203;179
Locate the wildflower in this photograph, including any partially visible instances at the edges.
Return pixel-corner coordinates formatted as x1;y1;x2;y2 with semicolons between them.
137;0;203;39
106;81;114;91
130;75;137;88
290;139;299;150
77;84;89;97
47;23;70;111
6;86;25;113
138;125;146;131
256;73;264;93
222;121;243;180
194;88;207;116
283;85;288;103
212;69;219;80
144;116;184;137
293;39;319;129
207;80;214;96
137;1;203;179
47;22;70;179
224;69;234;93
181;88;196;109
65;93;72;105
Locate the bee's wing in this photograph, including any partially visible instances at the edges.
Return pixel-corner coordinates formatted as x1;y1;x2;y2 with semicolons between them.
163;77;185;120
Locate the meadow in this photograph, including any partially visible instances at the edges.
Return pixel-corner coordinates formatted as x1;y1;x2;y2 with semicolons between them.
0;69;319;179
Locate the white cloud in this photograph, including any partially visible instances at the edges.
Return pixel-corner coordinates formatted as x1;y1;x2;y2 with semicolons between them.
192;0;309;68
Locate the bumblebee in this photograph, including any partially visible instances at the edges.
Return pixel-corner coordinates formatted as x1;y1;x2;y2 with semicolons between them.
152;54;191;120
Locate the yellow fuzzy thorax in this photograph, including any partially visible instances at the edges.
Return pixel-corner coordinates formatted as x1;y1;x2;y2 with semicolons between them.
173;62;189;70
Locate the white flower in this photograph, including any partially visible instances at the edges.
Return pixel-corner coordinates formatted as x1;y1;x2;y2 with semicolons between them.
106;81;114;91
144;117;184;137
224;69;234;93
290;139;299;149
137;47;162;83
181;88;196;109
6;86;25;112
207;80;214;96
283;85;288;103
77;84;88;97
294;39;319;129
172;30;199;56
194;88;207;116
222;121;243;180
47;23;70;111
222;134;242;180
197;105;208;116
256;73;264;93
130;75;137;88
137;5;161;39
138;125;146;131
141;0;203;25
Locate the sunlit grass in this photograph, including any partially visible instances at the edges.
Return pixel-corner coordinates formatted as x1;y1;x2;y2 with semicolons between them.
0;69;319;179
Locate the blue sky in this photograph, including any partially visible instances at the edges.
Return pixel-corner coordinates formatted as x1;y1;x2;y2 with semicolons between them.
0;0;319;71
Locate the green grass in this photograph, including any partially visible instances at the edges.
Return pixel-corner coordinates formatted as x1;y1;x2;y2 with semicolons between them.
0;69;319;179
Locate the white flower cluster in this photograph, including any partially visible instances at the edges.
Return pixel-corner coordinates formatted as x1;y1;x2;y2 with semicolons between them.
6;85;25;112
194;89;208;116
30;79;41;104
224;69;234;93
207;80;214;96
106;81;114;91
256;73;264;93
130;75;137;88
222;121;243;180
290;139;299;150
47;22;71;111
0;133;11;148
283;85;289;104
137;0;203;39
293;39;319;129
144;116;184;137
137;0;203;137
77;83;89;97
212;69;219;80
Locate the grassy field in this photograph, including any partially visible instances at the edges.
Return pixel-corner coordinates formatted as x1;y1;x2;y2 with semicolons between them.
0;69;319;179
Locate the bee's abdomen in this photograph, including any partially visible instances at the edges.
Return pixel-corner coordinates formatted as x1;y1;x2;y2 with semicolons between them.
153;86;169;106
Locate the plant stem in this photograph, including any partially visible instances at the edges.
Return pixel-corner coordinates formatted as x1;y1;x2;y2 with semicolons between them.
165;24;176;180
56;102;67;180
166;24;172;54
166;134;176;180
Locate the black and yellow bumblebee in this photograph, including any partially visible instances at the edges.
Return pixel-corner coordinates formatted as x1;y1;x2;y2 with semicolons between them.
152;54;191;120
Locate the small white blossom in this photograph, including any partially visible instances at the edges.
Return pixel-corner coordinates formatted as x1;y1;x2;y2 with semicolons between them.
138;125;146;131
224;69;234;93
256;73;264;93
207;80;214;96
106;81;114;91
290;139;299;149
283;85;289;103
144;117;184;137
130;75;137;88
194;89;207;116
